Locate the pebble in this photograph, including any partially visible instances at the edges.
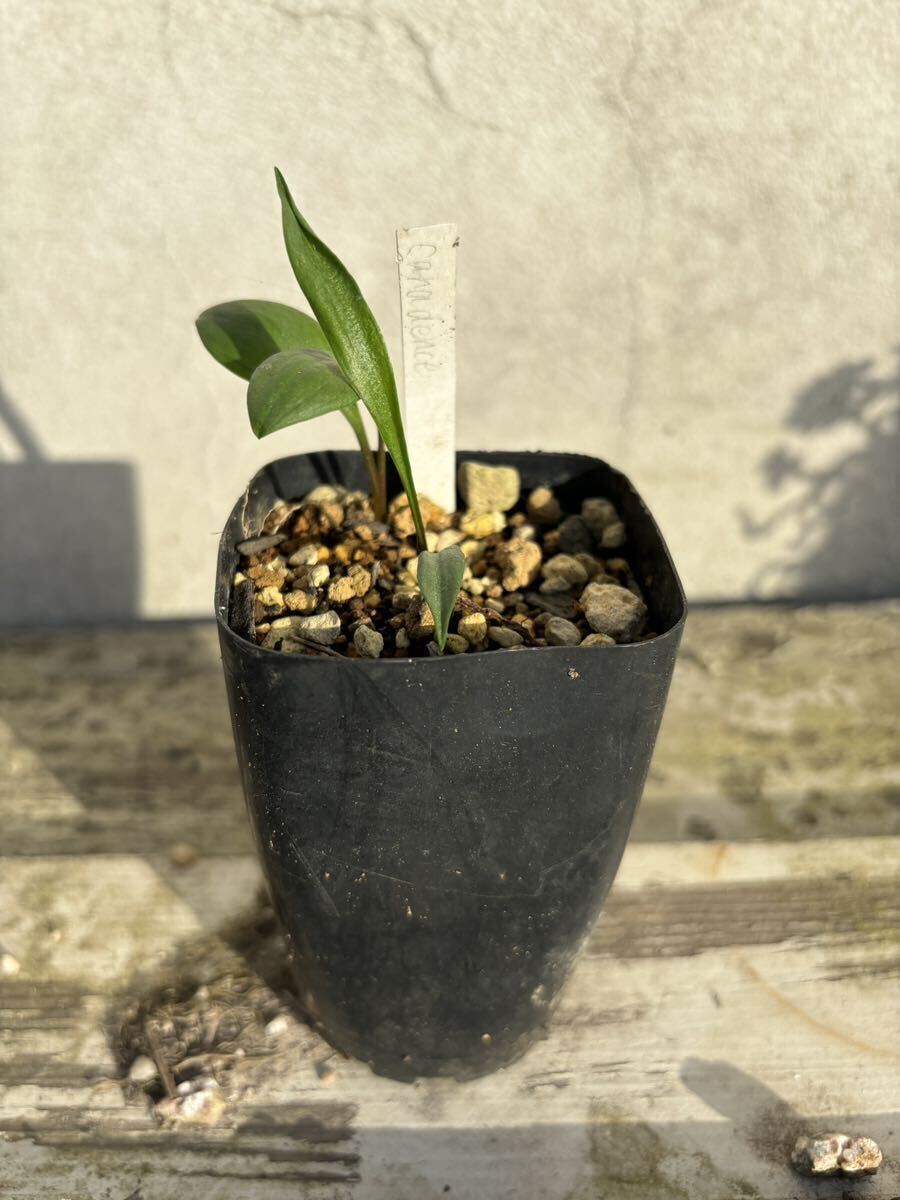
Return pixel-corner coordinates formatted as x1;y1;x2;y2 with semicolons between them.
574;553;607;580
460;538;486;561
581;498;619;540
284;589;317;613
436;528;466;551
556;514;594;555
236;534;284;556
296;563;329;589
489;626;524;648
156;1080;225;1126
539;575;575;594
395;629;411;654
458;461;521;514
580;632;616;647
128;1054;158;1083
328;565;372;604
511;522;538;542
391;587;420;611
290;611;342;645
791;1134;882;1178
269;615;309;631
168;843;197;868
255;585;285;612
497;538;542;591
403;555;420;584
542;554;588;586
841;1137;883;1176
459;510;505;539
303;484;346;505
316;1059;337;1085
545;616;581;647
353;624;384;658
527;486;562;526
288;544;320;567
580;582;647;641
457;611;488;644
390;493;448;538
406;596;436;640
600;520;626;549
445;634;469;654
525;591;578;620
247;564;288;589
265;1014;290;1038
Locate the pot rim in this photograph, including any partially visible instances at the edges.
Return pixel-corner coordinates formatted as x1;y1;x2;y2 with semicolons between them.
216;449;687;665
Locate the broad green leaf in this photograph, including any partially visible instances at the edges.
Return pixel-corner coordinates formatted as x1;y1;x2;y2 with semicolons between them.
196;299;331;380
417;546;466;652
273;168;426;545
248;348;358;438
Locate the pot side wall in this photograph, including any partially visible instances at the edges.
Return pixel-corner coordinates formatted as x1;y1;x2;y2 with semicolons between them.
216;451;685;1079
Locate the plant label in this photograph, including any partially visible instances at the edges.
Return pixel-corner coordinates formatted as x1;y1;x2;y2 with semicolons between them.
396;224;458;513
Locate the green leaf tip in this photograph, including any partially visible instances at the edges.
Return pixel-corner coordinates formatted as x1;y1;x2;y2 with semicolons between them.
273;168;427;546
418;545;466;653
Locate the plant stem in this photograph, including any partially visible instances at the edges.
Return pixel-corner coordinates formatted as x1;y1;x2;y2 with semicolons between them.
376;433;387;523
343;406;383;518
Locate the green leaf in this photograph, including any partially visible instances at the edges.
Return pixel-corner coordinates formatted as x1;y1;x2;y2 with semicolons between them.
196;299;331;380
417;546;466;652
247;348;359;438
273;168;426;545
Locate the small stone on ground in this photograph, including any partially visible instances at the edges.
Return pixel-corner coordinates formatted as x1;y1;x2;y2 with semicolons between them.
791;1133;882;1178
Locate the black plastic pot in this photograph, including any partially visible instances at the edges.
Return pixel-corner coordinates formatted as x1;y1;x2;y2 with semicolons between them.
215;451;686;1080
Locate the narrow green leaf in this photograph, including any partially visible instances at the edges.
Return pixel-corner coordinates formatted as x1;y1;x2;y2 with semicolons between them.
196;299;331;380
273;168;426;545
248;348;358;438
417;546;466;652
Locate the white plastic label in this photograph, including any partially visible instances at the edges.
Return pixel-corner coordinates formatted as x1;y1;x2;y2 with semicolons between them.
396;223;458;513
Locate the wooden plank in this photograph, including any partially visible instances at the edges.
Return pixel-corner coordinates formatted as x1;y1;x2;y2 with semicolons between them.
1;840;898;1198
2;604;897;857
643;602;900;841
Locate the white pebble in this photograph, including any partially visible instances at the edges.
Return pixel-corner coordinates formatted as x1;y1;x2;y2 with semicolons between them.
265;1014;290;1038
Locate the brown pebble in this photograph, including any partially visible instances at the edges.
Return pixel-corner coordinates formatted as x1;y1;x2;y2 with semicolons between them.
527;486;562;526
168;843;197;868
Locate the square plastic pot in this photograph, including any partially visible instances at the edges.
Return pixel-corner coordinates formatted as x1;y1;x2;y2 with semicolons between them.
215;451;686;1080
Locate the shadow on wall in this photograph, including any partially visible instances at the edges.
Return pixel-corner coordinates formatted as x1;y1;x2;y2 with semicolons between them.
740;351;899;600
0;382;139;625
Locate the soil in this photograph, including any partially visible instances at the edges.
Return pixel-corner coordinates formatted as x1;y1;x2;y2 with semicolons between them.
230;467;657;658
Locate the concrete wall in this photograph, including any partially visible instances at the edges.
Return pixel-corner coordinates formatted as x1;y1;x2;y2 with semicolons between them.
1;0;897;621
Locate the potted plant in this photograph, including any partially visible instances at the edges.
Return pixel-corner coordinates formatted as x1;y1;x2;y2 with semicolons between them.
199;170;686;1081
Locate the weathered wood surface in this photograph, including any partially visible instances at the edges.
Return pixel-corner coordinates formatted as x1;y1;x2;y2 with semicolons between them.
1;604;898;855
1;605;899;1197
1;842;898;1198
